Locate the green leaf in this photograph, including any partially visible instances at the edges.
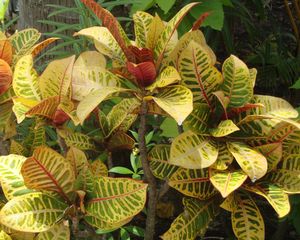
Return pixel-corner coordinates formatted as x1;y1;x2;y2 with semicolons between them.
290;78;300;89
65;133;96;150
0;192;67;232
170;131;218;169
155;0;176;14
161;198;218;240
160;117;179;138
0;154;32;200
109;167;134;175
190;0;224;30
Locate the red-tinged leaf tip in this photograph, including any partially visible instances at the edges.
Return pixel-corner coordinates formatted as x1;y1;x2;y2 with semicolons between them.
127;61;157;87
80;0;135;62
192;12;211;31
0;59;12;95
53;109;70;125
0;40;13;65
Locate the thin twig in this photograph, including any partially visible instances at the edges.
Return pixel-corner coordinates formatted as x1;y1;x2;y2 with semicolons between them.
138;99;157;240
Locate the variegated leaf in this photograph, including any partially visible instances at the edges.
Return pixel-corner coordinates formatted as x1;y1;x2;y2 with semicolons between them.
85;216;132;232
39;55;75;99
21;146;75;199
0;59;12;95
146;14;164;50
146;66;181;92
0;193;67;232
133;11;153;48
9;28;41;64
164;30;216;69
0;102;13;133
220;193;236;212
0;231;11;240
13;55;41;101
154;3;199;65
26;96;60;120
107;132;135;151
148;145;178;180
161;198;218;240
66;147;89;176
178;40;222;106
64;133;95;150
0;154;32;200
0;87;14;105
210;119;240;137
267;169;300;193
10;140;28;156
72;51;125;101
30;38;59;58
75;27;126;65
12;97;38;123
282;154;300;171
231;191;265;240
254;142;282;172
85;177;147;223
36;222;70;240
169;168;217;199
31;126;46;151
91;160;108;177
76;87;130;124
243;182;290;218
211;143;233;171
151;85;193;125
227;142;267;182
107;98;141;136
209;169;247;198
183;103;210;135
221;55;252;108
170;131;218;169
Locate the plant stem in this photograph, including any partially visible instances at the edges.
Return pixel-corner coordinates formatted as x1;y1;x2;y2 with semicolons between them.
138;100;157;240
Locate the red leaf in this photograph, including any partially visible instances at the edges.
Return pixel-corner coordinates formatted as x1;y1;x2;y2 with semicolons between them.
192;12;210;31
53;109;70;125
0;59;12;95
0;40;13;65
80;0;135;62
224;103;265;119
127;46;154;63
127;61;156;87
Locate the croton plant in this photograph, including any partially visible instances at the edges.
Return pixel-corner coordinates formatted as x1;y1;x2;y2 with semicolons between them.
0;0;299;239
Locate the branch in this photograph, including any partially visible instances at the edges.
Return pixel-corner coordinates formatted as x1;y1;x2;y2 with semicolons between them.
138;99;157;240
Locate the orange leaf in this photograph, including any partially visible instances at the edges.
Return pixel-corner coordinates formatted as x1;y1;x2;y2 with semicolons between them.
0;59;12;95
31;38;59;58
0;40;13;65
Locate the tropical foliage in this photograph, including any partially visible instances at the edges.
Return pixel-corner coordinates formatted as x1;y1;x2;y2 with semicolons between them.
0;0;299;239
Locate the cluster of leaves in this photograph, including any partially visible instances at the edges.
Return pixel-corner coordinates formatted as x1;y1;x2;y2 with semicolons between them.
0;0;300;239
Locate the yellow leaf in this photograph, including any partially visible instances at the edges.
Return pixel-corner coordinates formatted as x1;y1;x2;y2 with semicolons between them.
39;55;75;99
146;14;164;50
170;130;218;169
151;85;193;125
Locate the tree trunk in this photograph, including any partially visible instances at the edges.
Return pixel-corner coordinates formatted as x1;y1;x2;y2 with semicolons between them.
18;0;77;33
